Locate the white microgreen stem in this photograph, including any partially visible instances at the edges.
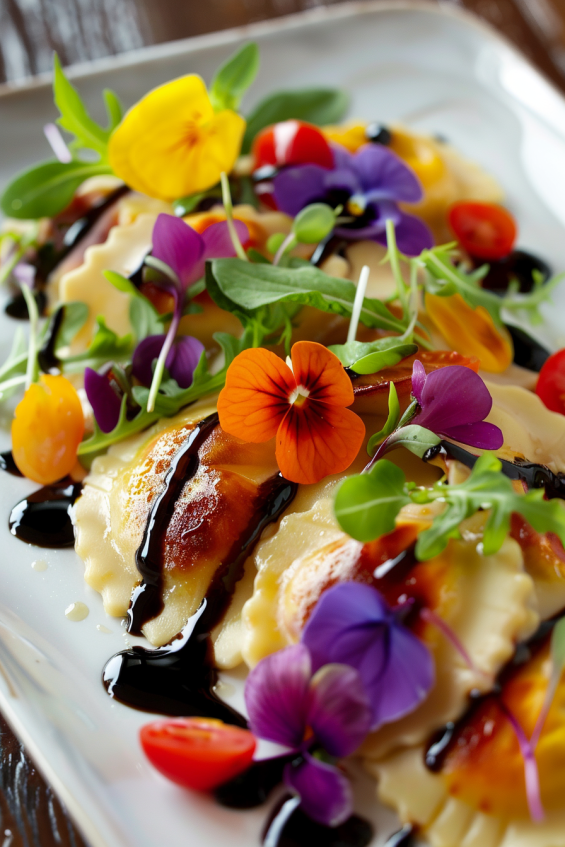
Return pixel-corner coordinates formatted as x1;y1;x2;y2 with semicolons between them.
20;284;39;390
144;255;182;290
43;123;72;163
273;231;297;266
220;171;248;262
385;219;409;317
347;264;370;344
146;298;181;413
499;702;545;823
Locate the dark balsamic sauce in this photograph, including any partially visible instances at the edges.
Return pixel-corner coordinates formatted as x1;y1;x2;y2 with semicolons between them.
5;290;48;320
262;795;374;847
37;305;66;374
383;825;417;847
365;123;392;146
9;479;82;547
311;234;348;267
104;415;298;719
127;413;219;635
423;440;565;500
0;451;23;477
478;250;551;294
506;324;550;373
215;756;293;809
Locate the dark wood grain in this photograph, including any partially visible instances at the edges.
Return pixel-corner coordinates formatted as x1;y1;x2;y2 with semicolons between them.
0;1;565;846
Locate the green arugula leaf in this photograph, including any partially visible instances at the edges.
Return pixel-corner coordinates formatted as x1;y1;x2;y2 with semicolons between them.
0;160;113;220
242;88;349;153
104;270;162;341
53;55;112;157
334;452;565;562
206;258;409;334
329;337;417;372
367;383;401;455
210;43;260;112
0;327;28;400
64;317;133;368
334;460;411;543
56;302;89;348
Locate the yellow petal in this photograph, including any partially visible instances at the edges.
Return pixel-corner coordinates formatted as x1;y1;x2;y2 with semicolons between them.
108;75;246;201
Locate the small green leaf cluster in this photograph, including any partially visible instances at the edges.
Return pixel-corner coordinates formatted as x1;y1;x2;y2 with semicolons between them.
329;337;417;373
334;452;565;560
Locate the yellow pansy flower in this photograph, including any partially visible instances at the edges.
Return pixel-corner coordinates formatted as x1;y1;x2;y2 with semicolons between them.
109;75;246;201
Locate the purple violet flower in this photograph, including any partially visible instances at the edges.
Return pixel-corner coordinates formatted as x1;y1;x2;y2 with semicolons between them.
272;144;433;256
245;643;372;827
302;582;435;730
132;334;204;388
84;367;123;433
411;360;504;449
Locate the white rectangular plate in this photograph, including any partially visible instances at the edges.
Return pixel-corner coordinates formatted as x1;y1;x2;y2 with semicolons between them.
1;3;565;845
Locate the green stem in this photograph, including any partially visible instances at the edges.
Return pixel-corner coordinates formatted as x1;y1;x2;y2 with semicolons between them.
273;232;297;266
146;307;180;413
386;219;409;316
220;172;248;262
20;285;39;389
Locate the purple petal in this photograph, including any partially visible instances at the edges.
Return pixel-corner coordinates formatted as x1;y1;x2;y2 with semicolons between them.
187;219;251;280
415;365;494;430
370;622;435;728
324;168;361;197
84;367;122;433
167;336;205;389
391;212;434;256
307;664;372;757
284;754;352;827
273;165;329;217
245;644;311;750
330;143;355;171
132;335;167;387
152;214;204;291
411;360;427;405
351;145;423;203
13;262;36;287
442;420;504;450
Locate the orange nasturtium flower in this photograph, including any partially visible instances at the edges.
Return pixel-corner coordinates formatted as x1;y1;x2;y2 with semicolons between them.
217;341;366;485
108;75;245;202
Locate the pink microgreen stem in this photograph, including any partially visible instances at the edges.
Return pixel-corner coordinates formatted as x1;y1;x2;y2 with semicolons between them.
43;123;72;163
499;701;545;823
420;607;489;680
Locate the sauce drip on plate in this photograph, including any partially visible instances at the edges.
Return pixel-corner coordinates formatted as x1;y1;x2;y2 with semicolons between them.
9;479;82;548
262;794;373;847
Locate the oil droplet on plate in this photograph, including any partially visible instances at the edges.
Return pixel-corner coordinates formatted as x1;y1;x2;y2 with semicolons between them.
31;559;47;572
65;602;89;621
96;624;112;634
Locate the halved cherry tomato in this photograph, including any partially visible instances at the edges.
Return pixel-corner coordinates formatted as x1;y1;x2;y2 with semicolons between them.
448;201;517;260
535;348;565;415
252;120;334;170
140;718;256;791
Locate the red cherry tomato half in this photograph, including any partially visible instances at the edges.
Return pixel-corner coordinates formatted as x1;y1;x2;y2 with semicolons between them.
252;120;334;170
535;349;565;415
140;718;256;791
448;201;517;260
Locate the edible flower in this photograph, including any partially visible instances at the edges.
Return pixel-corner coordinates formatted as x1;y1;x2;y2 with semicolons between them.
108;75;246;201
141;213;248;412
272;143;433;256
302;582;435;729
245;642;372;826
217;341;365;484
84;367;123;434
410;360;504;449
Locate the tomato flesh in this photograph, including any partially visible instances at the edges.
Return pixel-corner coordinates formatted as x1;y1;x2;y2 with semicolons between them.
536;349;565;415
140;718;256;791
448;201;517;260
252;120;334;170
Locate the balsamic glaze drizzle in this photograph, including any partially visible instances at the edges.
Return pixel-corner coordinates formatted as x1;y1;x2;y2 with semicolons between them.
262;795;374;847
0;451;22;477
506;324;550;373
9;479;82;548
383;825;417;847
423;440;565;500
37;305;66;374
104;416;298;720
215;755;293;809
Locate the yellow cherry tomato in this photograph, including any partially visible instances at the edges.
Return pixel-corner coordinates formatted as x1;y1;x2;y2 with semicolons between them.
322;122;368;153
388;129;445;188
425;292;513;373
12;375;85;484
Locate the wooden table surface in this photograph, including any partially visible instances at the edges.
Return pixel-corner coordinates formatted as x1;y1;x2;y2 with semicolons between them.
1;0;565;845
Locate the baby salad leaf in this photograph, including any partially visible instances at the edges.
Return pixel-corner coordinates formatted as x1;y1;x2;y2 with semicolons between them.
242;88;349;153
103;89;123;132
0;160;113;220
64;317;133;369
104;270;162;340
329;337;418;372
53;55;113;158
366;383;401;455
206;258;409;335
210;43;260;112
334;452;565;561
51;302;89;349
383;425;441;460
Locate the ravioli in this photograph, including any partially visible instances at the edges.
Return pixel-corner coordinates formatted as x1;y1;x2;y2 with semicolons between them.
370;636;565;847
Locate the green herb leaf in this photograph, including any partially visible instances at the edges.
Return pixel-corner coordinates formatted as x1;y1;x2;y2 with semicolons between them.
385;424;441;461
367;383;400;455
56;302;89;348
329;337;417;372
206;258;409;335
104;270;162;340
103;89;123;132
334;460;411;543
0;160;113;220
64;317;133;367
53;55;110;157
210;43;260;112
242;88;349;153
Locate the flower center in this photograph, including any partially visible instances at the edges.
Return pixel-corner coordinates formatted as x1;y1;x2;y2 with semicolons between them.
288;385;310;407
347;194;367;217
